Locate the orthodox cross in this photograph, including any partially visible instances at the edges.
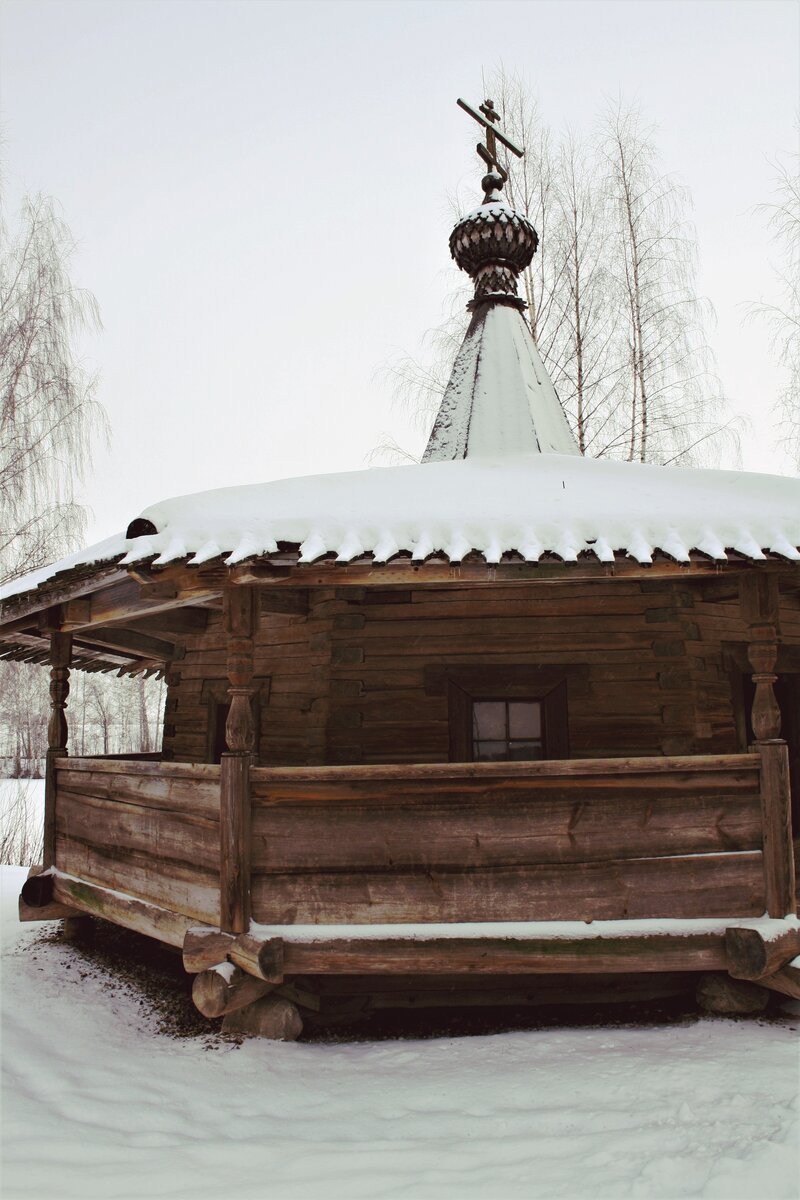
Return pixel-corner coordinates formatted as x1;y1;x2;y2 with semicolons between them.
456;97;524;181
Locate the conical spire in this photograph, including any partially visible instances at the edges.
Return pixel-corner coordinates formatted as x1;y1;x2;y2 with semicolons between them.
423;98;580;462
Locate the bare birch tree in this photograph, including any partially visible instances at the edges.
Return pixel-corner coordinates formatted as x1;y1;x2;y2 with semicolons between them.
0;191;108;584
600;101;731;466
749;147;800;466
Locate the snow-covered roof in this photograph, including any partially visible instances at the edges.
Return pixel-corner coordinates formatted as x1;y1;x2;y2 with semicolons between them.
109;453;800;566
2;452;798;609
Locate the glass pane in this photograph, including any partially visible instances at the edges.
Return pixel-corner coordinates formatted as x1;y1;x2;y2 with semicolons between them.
508;701;541;740
473;701;506;740
507;740;544;761
474;740;509;761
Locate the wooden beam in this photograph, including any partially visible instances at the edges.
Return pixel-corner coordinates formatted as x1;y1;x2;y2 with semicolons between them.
219;585;257;934
250;751;760;786
757;742;796;917
183;927;235;973
52;874;194;948
278;932;728;975
758;962;800;1000
220;755;251;933
228;932;285;983
73;627;178;662
231;556;797;588
44;631;71;868
725;925;800;979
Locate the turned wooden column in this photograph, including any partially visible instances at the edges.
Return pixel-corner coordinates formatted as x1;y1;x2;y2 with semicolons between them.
44;630;72;869
740;574;795;917
219;586;256;933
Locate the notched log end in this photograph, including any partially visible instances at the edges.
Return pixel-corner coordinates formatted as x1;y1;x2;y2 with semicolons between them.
20;872;55;909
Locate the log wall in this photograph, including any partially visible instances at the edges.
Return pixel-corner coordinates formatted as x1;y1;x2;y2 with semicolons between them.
249;756;766;923
162;577;785;767
53;759;221;924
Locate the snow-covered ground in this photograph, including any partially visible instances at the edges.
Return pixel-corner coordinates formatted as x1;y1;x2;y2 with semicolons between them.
1;864;798;1200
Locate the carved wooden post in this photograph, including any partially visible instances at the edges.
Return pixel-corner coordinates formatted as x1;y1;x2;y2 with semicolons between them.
219;586;256;933
740;574;795;917
44;630;72;869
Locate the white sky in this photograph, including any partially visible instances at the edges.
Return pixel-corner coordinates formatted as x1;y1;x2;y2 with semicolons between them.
2;0;798;547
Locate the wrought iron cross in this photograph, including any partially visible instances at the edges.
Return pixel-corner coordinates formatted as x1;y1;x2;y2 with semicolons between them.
456;97;524;181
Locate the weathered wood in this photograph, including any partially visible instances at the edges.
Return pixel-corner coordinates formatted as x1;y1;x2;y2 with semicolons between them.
758;742;796;916
221;995;302;1041
20;872;54;908
252;852;765;924
182;927;235;973
52;874;194;947
56;769;220;819
219;753;252;933
192;964;273;1017
250;753;761;786
758;962;800;1000
251;785;762;871
696;972;769;1014
725;925;800;979
55;834;220;924
223;585;256;753
278;932;728;975
228;932;284;983
56;789;219;872
43;630;72;867
57;757;222;779
17;865;76;923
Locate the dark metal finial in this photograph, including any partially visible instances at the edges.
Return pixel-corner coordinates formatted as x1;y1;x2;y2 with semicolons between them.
456;96;523;201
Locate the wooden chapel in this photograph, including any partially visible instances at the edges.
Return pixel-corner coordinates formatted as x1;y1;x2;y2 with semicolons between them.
2;98;799;1037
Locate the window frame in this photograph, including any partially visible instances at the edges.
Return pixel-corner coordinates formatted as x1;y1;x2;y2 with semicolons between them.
425;665;570;762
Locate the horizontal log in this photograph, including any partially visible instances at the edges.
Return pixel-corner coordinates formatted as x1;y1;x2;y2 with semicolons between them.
250;753;760;786
183;927;235;973
252;791;762;871
192;965;273;1017
20;872;54;908
252;853;766;925
56;758;221;779
55;834;220;924
52;874;194;947
758;962;800;1000
56;770;220;819
725;926;800;980
56;790;219;872
18;865;77;922
280;932;728;975
229;933;284;983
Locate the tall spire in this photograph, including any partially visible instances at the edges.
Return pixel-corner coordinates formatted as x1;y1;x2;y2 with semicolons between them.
423;98;579;462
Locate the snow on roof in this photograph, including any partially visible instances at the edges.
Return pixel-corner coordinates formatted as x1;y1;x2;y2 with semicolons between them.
0;532;127;606
4;451;796;609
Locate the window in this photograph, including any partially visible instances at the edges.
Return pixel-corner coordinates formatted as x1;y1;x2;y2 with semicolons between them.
425;665;571;762
472;699;544;761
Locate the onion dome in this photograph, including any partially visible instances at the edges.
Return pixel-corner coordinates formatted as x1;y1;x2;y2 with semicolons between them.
450;171;539;306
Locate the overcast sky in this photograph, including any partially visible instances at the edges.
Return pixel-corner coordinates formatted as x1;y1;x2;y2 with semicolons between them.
2;0;798;547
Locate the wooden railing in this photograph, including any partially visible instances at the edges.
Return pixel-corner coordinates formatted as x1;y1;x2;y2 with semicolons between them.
249;753;787;925
52;758;221;926
46;749;796;941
